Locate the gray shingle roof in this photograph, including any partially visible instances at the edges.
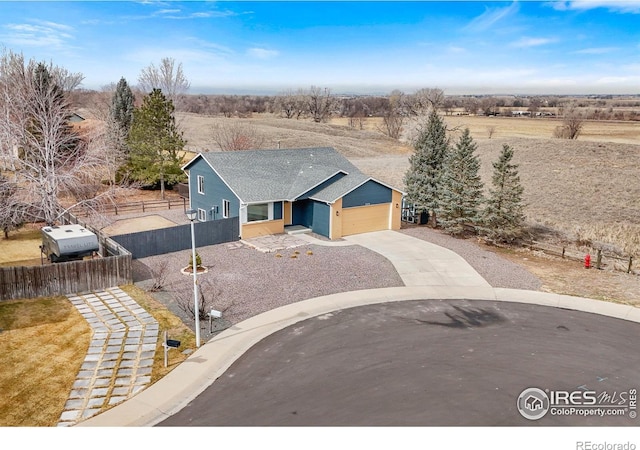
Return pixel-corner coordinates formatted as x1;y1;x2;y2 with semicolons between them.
192;147;395;204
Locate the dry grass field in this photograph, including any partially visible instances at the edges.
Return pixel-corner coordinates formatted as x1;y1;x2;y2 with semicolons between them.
177;112;640;258
0;296;91;426
0;286;195;426
0;225;44;267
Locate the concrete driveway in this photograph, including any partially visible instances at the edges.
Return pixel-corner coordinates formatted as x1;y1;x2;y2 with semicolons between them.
344;231;491;287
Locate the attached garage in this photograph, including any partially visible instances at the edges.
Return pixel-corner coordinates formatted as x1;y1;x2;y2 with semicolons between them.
335;180;403;238
342;203;391;236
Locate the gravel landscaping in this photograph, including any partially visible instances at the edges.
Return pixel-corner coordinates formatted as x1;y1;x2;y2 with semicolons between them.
135;241;404;340
132;224;542;341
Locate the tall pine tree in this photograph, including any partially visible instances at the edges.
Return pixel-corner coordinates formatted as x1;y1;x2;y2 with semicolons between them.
437;128;484;236
403;109;449;225
109;77;135;185
110;77;135;139
126;88;186;199
480;144;526;243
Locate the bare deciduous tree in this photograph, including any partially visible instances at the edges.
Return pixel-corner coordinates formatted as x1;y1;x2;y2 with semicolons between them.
138;57;190;106
276;89;307;119
209;120;267;151
147;259;171;292
0;50;129;225
377;90;408;139
307;86;336;123
411;87;445;115
554;106;584;140
173;279;233;324
0;174;26;238
380;110;405;139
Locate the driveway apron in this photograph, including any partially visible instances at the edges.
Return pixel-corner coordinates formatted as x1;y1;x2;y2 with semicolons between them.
344;230;491;287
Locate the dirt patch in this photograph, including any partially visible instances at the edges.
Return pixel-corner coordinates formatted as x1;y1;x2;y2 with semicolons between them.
101;215;178;236
0;225;42;264
483;243;640;306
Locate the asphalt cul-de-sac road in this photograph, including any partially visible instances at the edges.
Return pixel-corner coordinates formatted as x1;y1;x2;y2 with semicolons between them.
158;299;640;426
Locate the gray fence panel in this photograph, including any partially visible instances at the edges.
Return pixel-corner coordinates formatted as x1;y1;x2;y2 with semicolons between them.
111;217;239;259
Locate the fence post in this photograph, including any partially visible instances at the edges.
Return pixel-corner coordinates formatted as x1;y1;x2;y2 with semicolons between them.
562;247;565;258
628;256;633;274
596;249;602;270
142;201;145;213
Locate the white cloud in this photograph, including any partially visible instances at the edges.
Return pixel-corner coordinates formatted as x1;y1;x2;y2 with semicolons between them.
594;75;640;85
246;48;279;60
149;7;240;20
447;45;466;54
1;21;74;49
465;2;520;32
552;1;640;13
573;47;618;54
157;9;181;15
510;37;557;48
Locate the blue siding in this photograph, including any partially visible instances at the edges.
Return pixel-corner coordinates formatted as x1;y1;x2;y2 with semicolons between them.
312;201;330;237
292;200;313;227
292;200;329;238
342;180;392;208
274;201;283;220
188;158;240;221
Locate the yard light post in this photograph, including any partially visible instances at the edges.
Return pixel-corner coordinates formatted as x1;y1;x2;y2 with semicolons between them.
186;209;200;348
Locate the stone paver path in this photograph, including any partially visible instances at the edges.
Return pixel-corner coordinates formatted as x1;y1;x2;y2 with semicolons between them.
241;234;309;253
58;287;159;426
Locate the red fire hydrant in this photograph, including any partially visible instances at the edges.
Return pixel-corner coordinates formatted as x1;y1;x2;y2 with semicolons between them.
584;254;591;269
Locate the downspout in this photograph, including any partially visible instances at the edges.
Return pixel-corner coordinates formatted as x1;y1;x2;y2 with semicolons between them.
239;203;247;239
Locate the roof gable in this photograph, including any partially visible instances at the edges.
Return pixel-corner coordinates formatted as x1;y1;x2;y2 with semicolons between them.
185;147;401;204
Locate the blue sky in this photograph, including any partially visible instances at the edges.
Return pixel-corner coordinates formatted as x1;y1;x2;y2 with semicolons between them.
0;1;639;95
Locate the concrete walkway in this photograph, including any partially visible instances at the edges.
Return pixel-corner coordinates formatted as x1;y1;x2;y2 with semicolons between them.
75;230;640;427
59;287;159;426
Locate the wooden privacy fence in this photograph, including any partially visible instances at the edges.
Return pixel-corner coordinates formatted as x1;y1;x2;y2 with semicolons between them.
0;213;133;301
523;240;636;274
0;256;132;301
73;198;187;217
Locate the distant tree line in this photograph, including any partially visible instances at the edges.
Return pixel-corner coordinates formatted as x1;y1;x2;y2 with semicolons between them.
72;88;640;122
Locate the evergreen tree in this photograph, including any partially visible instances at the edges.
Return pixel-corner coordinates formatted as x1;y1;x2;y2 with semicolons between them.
110;77;135;139
480;144;526;243
126;88;186;199
403;109;449;225
437;128;484;236
108;77;135;185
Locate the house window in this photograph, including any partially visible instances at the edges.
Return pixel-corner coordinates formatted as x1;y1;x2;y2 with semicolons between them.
197;175;205;194
247;203;269;222
197;208;207;222
222;199;230;218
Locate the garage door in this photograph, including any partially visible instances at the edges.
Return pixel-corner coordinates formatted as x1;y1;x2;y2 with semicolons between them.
342;203;390;236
